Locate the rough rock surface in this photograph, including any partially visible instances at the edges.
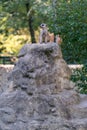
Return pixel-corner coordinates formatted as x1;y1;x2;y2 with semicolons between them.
0;43;87;130
0;65;13;93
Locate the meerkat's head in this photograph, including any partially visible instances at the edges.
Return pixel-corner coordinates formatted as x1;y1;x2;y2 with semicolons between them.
40;23;47;29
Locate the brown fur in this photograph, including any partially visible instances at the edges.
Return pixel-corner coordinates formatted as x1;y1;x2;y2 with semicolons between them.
56;34;62;45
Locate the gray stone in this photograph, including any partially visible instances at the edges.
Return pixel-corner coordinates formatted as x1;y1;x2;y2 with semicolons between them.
0;65;13;93
0;43;87;130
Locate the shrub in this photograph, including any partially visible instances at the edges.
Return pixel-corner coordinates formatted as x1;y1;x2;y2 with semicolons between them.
71;64;87;94
47;0;87;64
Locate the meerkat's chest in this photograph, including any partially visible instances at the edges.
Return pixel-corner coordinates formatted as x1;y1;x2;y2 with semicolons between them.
42;29;48;36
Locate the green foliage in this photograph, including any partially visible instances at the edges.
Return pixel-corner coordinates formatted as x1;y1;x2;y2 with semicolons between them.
0;31;30;55
71;64;87;94
46;0;87;64
0;0;31;55
0;0;28;33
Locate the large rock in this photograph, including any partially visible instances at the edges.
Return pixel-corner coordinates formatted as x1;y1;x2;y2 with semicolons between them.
0;65;13;93
0;43;87;130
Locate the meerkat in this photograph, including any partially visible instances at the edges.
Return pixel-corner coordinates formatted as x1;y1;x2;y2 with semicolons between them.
49;33;54;43
39;23;50;43
56;34;62;45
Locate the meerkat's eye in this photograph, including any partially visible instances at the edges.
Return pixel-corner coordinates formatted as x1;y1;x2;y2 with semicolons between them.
42;24;44;27
40;23;46;28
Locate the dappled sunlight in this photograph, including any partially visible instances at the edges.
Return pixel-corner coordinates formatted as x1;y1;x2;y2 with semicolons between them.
0;32;31;55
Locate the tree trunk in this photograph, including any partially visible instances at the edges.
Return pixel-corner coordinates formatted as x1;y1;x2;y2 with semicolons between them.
25;3;36;43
